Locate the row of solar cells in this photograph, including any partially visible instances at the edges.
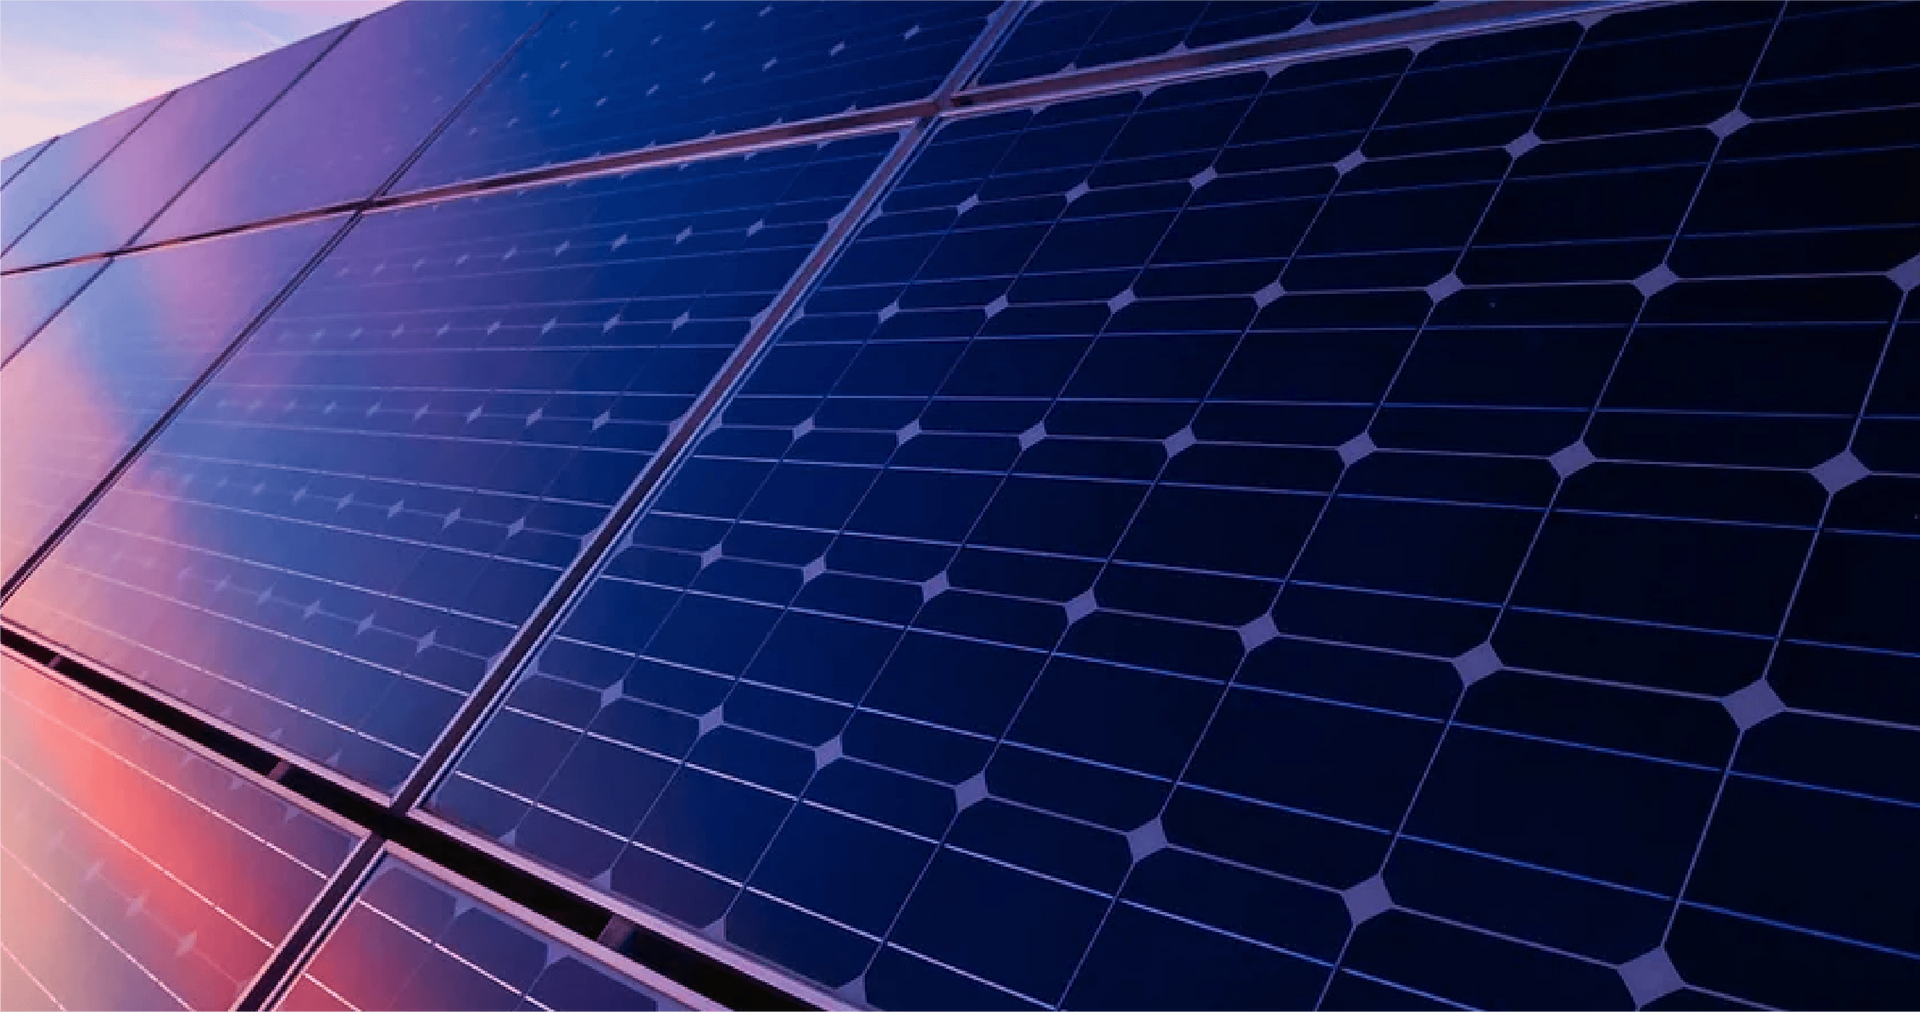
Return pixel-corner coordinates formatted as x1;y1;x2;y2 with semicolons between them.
0;3;1473;1007
428;4;1920;1009
0;653;698;1011
4;0;1919;1009
0;0;1462;277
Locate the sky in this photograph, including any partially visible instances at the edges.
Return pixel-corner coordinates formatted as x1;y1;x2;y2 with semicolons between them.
0;0;391;156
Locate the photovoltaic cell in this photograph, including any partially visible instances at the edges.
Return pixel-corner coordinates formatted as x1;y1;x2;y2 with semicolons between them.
1;24;345;270
975;1;1436;87
0;653;361;1011
2;136;58;190
0;216;342;583
430;3;1920;1009
0;97;165;253
140;2;549;246
398;1;995;193
278;852;691;1011
1;259;106;363
2;134;894;796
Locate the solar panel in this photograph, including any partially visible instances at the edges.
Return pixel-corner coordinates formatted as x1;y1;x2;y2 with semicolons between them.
0;217;343;583
975;1;1437;87
2;136;58;190
1;25;346;270
2;134;897;797
139;2;549;246
0;652;362;1011
1;258;105;364
0;97;165;253
397;1;997;193
279;850;696;1011
425;3;1920;1009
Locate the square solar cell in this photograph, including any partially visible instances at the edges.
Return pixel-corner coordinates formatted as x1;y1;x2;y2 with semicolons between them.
397;1;997;192
3;134;895;796
430;4;1920;1009
1;23;345;270
0;652;361;1012
0;216;344;583
1;258;105;364
974;1;1437;87
140;1;550;245
278;851;695;1011
1;97;165;253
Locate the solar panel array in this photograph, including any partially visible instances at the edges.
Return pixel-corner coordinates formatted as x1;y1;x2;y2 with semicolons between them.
8;134;895;795
1;96;165;252
281;851;696;1011
0;258;104;363
395;2;998;192
1;653;361;1010
1;136;58;189
0;24;344;271
0;217;343;581
139;1;551;246
975;0;1437;85
2;0;1916;1009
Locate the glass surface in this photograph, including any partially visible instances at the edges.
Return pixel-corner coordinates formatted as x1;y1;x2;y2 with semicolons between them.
142;2;550;245
0;654;360;1011
977;1;1437;86
0;216;341;582
278;854;686;1011
2;136;57;189
1;259;107;363
3;134;891;795
2;26;345;270
1;97;165;252
398;1;993;192
431;5;1920;1009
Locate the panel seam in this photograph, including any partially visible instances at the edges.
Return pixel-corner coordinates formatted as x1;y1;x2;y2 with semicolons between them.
0;0;1672;281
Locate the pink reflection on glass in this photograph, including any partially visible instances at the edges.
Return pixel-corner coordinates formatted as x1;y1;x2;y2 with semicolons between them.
0;260;106;362
3;25;348;271
0;657;355;1010
0;216;338;583
145;2;547;244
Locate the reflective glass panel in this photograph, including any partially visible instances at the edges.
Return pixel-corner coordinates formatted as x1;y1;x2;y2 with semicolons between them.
0;653;360;1011
1;259;106;363
398;1;993;191
5;135;893;796
279;853;689;1011
433;5;1920;1008
3;25;345;270
976;0;1437;86
1;97;164;252
141;2;549;244
0;216;341;581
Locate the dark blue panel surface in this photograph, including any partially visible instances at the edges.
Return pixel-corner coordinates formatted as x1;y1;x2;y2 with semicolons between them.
976;0;1437;87
1;259;106;363
142;2;549;245
0;97;165;252
1;136;57;189
0;216;340;582
279;853;687;1011
433;4;1920;1009
0;653;360;1012
2;135;892;795
2;25;344;270
397;1;993;192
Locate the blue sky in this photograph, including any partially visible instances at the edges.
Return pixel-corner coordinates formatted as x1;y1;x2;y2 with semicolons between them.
1;1;390;155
